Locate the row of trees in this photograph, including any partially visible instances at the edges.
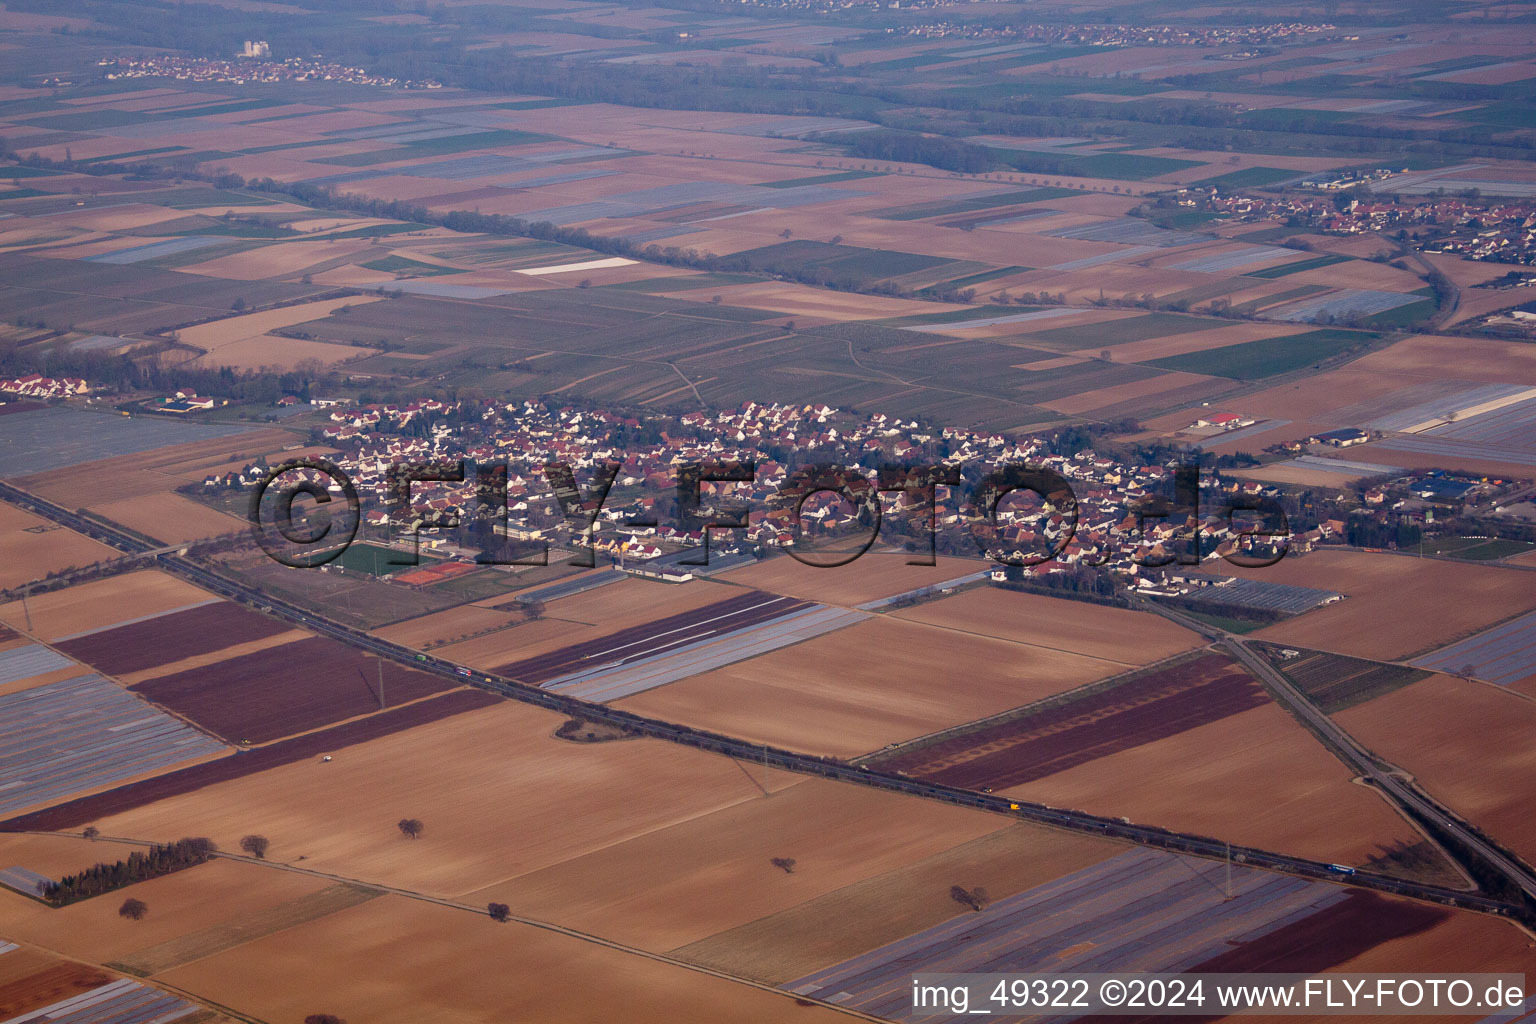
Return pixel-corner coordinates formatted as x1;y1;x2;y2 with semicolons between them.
42;837;215;906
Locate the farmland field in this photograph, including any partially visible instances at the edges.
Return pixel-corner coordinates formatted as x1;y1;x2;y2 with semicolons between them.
619;614;1139;758
3;3;1536;1019
130;635;454;743
1224;550;1536;661
55;601;293;677
0;500;116;588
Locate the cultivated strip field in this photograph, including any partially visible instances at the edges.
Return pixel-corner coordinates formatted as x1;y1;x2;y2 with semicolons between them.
0;944;203;1024
619;615;1126;759
0;646;74;688
1168;576;1342;616
0;571;215;643
0;673;225;816
878;653;1268;790
1258;645;1429;714
0;689;501;832
130;635;453;743
0;501;116;590
495;590;808;682
55;601;293;678
541;603;868;702
0;406;254;477
1223;550;1536;661
785;848;1439;1022
1410;610;1536;689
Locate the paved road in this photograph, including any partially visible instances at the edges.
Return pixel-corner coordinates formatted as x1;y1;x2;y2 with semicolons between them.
1143;597;1536;906
0;480;1522;919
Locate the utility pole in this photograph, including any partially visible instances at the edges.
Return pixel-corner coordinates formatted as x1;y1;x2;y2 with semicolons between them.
21;584;32;634
377;655;386;709
1225;841;1233;900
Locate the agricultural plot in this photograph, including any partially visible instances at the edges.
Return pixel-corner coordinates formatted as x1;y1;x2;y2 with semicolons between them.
1244;252;1352;278
0;502;116;589
0;854;375;974
1373;395;1536;469
879;653;1267;789
786;848;1440;1022
1265;288;1426;322
0;406;255;477
1258;644;1428;713
1227;550;1536;662
1145;328;1379;379
0;571;216;642
1169;244;1300;274
0;689;501;833
619;614;1127;759
1018;311;1228;352
0;947;200;1024
55;601;293;679
155;894;852;1024
1410;609;1536;689
466;780;1060;954
1042;217;1212;247
0;645;79;689
542;604;867;703
130;636;453;744
0;673;226;816
1337;674;1536;865
1162;576;1343;615
887;587;1200;665
493;589;866;702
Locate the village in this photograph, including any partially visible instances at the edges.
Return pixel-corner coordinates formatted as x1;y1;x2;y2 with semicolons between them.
1193;188;1536;264
185;392;1513;593
99;55;442;90
897;20;1343;48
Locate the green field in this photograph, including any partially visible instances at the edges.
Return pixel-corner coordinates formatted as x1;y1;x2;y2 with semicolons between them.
1144;327;1379;379
874;305;1038;327
0;165;64;178
759;170;884;189
361;255;466;277
1067;152;1204;180
338;542;415;576
318;129;559;167
868;187;1076;221
1021;311;1229;352
724;240;952;282
1418;536;1536;561
1244;253;1352;278
919;266;1031;293
1364;297;1435;329
1189;166;1299;188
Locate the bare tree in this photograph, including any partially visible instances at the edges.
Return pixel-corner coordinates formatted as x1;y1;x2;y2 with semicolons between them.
82;826;99;841
770;857;797;874
488;902;511;923
398;818;424;840
240;834;270;859
524;599;546;622
119;898;148;921
949;885;989;913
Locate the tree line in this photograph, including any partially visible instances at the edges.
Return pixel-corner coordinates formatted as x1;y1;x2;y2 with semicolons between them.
42;837;216;906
